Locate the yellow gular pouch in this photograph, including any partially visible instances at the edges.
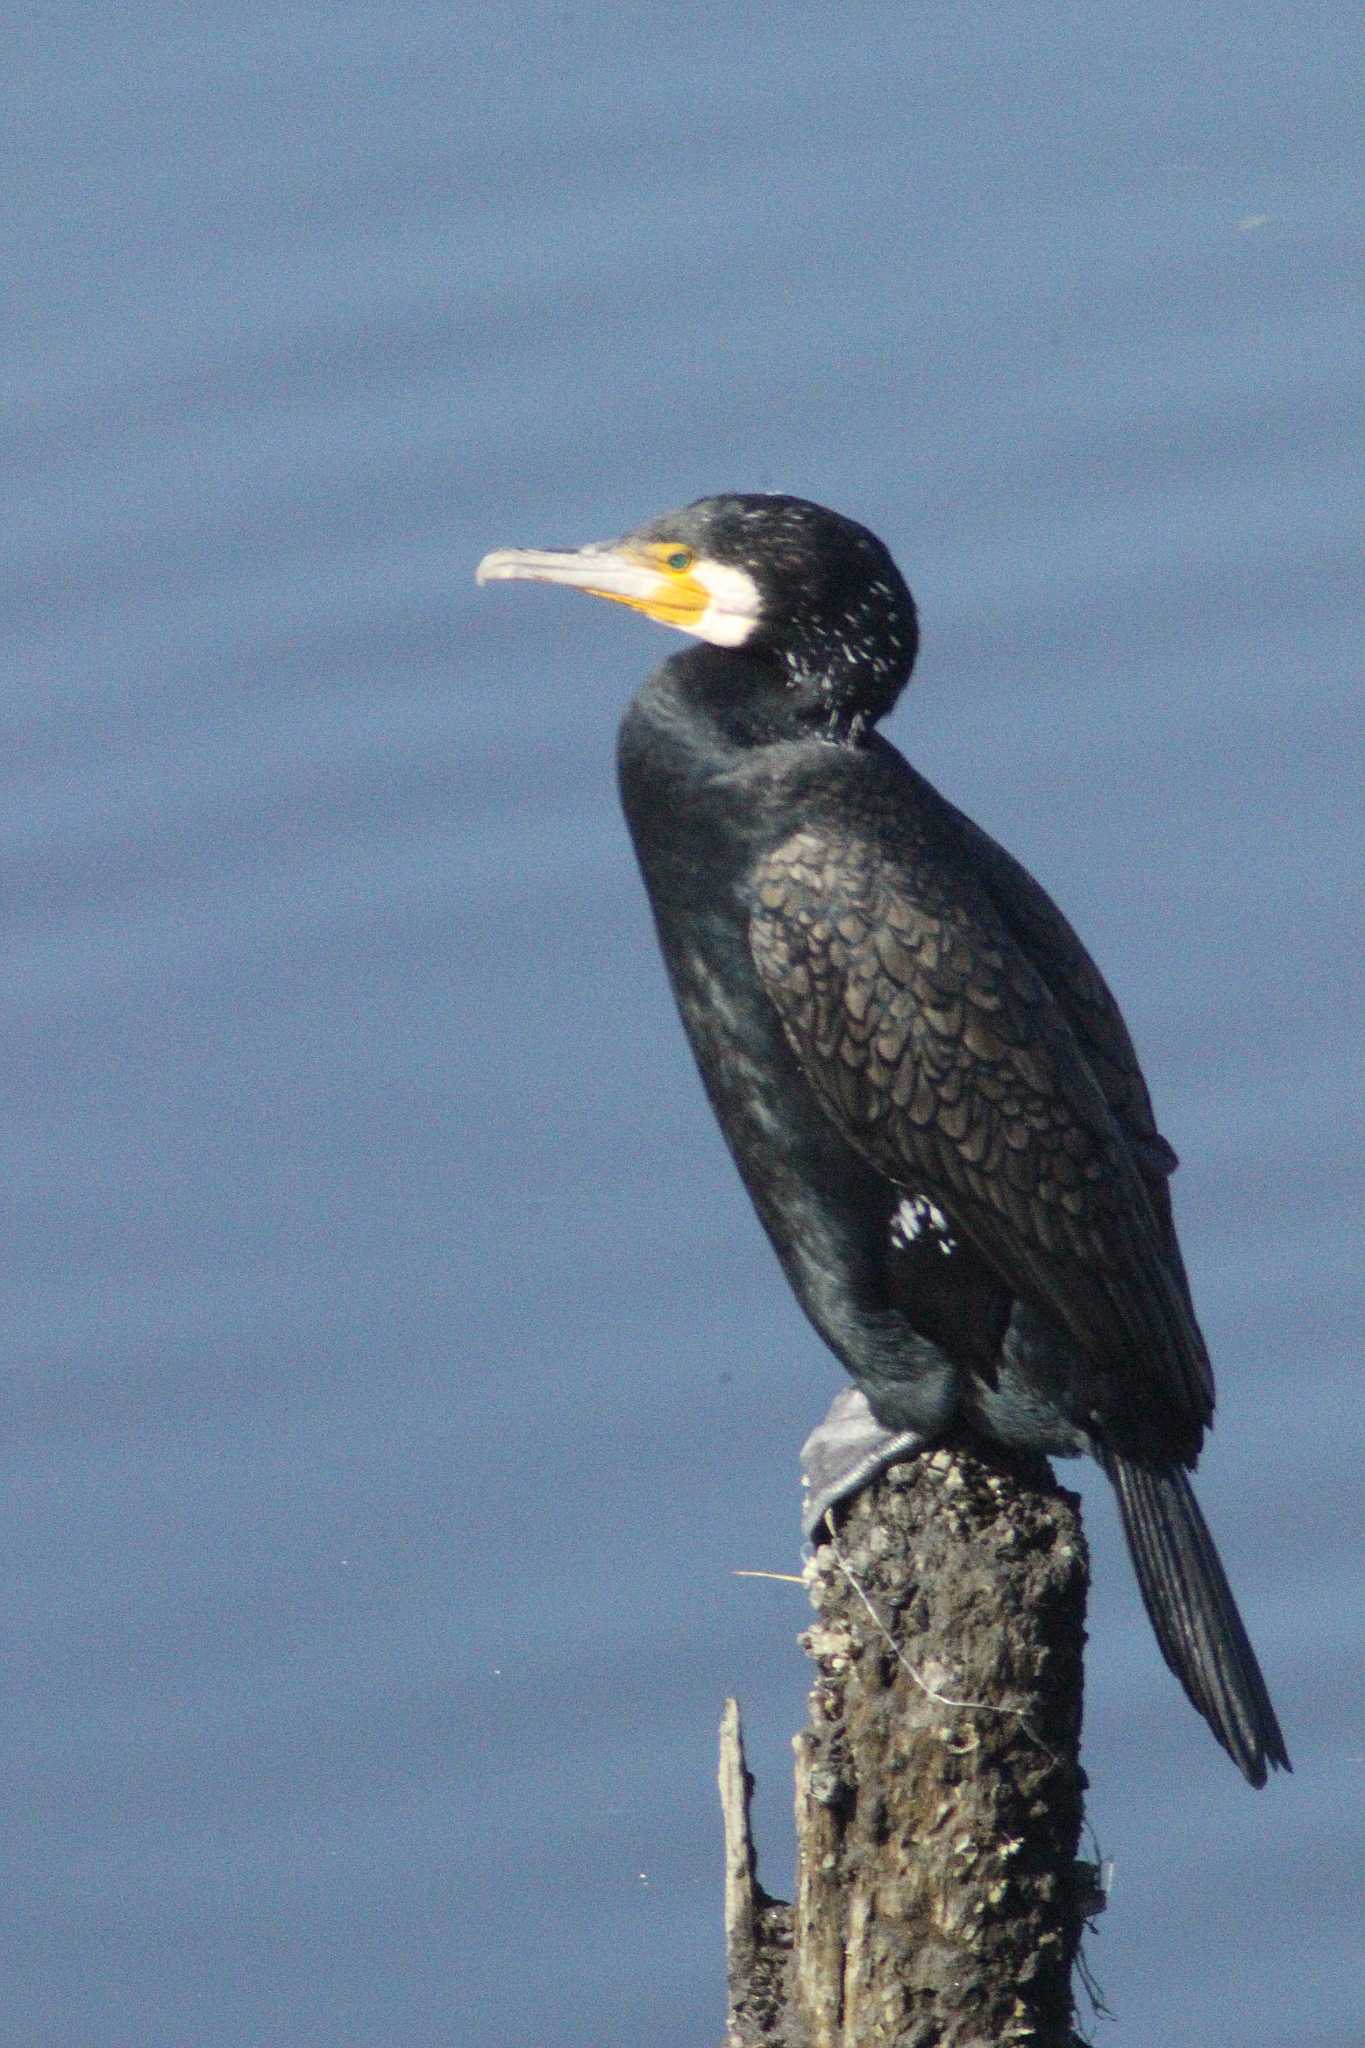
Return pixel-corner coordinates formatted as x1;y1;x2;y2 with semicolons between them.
586;545;709;629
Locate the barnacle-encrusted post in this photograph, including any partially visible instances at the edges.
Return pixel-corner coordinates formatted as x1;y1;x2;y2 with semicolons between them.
722;1447;1092;2048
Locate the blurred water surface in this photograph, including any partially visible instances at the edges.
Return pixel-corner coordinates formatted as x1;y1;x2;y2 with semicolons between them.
7;7;1362;2044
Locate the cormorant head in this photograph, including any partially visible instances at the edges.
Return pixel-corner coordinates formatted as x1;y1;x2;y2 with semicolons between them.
477;494;919;735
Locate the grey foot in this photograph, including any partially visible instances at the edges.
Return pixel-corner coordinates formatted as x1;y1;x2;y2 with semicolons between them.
800;1387;925;1542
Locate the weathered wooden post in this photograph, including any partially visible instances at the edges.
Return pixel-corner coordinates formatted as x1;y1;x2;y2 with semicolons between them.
721;1445;1094;2047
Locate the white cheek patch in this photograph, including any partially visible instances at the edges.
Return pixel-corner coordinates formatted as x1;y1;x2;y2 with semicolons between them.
691;559;762;647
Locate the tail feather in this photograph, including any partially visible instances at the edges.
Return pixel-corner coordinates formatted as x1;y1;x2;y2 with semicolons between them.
1101;1450;1290;1787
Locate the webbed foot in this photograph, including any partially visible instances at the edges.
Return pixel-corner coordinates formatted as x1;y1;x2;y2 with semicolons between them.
800;1386;925;1542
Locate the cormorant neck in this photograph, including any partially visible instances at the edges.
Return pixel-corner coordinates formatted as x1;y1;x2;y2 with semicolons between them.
657;643;873;752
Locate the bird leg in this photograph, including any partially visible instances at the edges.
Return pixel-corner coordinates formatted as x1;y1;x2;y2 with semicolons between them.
801;1386;925;1541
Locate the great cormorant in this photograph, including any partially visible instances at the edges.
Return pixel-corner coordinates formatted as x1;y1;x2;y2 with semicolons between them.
477;493;1289;1786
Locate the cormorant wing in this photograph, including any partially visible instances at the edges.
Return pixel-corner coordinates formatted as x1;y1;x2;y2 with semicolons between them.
748;824;1214;1429
940;797;1187;1246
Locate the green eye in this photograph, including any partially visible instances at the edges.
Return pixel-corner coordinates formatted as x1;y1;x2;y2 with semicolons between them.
664;547;693;572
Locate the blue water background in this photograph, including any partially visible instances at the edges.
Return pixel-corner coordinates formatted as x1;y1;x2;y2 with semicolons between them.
7;7;1362;2043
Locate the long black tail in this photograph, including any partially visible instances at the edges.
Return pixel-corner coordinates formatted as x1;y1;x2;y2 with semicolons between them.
1100;1449;1290;1786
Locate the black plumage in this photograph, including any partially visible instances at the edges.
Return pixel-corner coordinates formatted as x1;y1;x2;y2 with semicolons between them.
477;493;1289;1786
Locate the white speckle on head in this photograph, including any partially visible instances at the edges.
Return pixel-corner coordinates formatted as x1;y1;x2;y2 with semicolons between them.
891;1194;956;1255
691;559;762;647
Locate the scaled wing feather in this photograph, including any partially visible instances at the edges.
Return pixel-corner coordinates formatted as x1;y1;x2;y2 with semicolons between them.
748;827;1212;1426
